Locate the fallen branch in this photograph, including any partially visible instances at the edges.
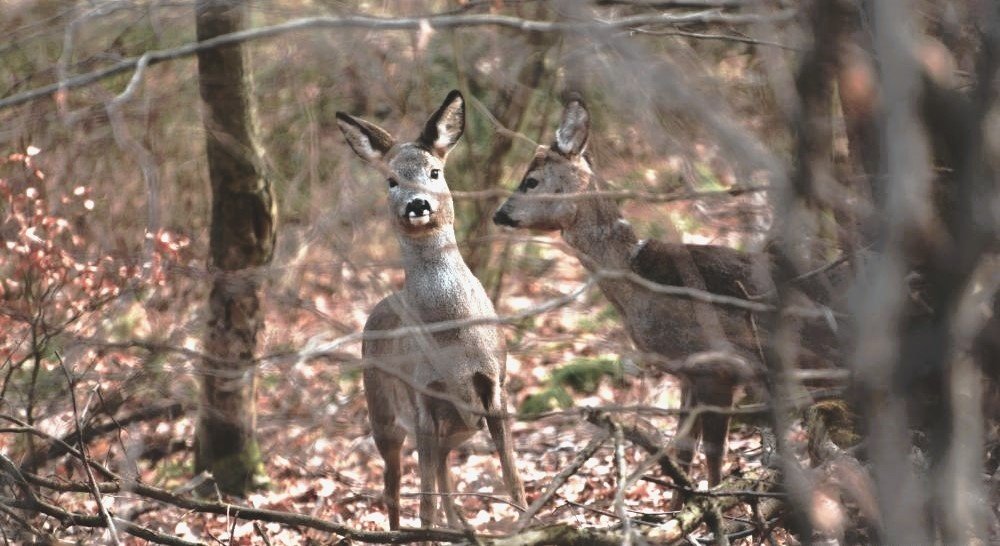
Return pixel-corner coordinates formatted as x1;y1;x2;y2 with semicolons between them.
4;497;201;546
4;458;468;544
3;417;785;546
516;433;609;530
23;401;187;468
585;410;786;543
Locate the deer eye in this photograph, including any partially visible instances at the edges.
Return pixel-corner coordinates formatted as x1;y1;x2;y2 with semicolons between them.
522;177;539;191
430;169;440;180
388;178;398;189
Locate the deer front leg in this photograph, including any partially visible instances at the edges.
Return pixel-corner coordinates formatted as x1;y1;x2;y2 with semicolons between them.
415;420;440;528
486;395;526;507
364;364;406;530
434;446;463;529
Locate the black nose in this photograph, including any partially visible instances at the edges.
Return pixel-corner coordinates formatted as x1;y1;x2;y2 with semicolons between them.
493;208;517;227
405;198;432;217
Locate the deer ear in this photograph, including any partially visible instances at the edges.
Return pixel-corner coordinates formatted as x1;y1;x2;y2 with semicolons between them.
419;90;465;158
554;97;589;157
336;112;395;163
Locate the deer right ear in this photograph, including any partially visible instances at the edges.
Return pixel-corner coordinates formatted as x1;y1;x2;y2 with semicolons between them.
553;98;590;157
419;90;465;158
336;112;395;163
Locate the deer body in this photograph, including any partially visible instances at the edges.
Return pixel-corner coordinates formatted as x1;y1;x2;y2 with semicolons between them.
494;97;840;491
338;91;524;529
560;206;771;362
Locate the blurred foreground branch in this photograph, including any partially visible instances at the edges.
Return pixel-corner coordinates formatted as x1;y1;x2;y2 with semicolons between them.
0;10;792;111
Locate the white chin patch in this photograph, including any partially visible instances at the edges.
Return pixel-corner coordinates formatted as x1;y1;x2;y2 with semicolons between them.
407;212;431;226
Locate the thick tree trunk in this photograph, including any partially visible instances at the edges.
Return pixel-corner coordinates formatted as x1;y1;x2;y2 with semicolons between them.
194;0;276;495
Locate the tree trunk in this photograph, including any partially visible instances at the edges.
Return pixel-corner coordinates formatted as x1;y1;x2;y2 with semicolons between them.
193;0;276;495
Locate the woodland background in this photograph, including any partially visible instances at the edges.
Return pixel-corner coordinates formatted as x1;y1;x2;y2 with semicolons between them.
1;1;998;545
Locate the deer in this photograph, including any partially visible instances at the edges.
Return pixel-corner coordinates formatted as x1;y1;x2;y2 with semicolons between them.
336;90;525;529
493;95;844;501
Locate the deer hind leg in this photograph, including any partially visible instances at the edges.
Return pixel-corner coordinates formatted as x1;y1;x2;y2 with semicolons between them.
695;379;735;487
484;390;526;507
373;431;404;529
670;381;701;511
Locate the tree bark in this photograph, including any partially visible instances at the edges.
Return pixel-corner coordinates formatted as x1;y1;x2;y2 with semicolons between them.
194;0;276;495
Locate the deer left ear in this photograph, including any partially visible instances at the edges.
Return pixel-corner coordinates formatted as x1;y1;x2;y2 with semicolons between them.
420;90;465;158
554;97;589;157
336;112;396;163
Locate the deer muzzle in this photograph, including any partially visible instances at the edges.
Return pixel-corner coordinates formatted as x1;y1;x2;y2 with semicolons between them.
492;206;518;227
404;197;434;226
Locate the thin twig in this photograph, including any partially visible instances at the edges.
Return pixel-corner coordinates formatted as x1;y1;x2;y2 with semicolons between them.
611;421;634;546
57;352;121;546
466;94;540;149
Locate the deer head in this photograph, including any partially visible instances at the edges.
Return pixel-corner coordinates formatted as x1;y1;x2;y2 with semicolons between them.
337;90;465;239
493;96;594;231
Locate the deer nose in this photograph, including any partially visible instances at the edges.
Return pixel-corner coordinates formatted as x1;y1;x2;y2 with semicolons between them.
405;198;432;217
493;207;518;227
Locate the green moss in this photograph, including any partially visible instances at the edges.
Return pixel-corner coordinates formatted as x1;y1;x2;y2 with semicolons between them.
551;356;625;393
520;386;574;418
519;356;626;418
199;439;269;495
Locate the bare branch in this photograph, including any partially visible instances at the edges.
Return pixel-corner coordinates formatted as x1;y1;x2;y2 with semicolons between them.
452;184;770;202
596;0;749;7
0;10;793;111
629;27;798;50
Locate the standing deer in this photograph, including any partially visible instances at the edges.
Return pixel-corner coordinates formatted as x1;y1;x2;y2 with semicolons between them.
337;90;525;529
493;96;842;497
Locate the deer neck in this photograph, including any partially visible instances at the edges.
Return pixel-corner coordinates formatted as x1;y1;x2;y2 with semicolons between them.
562;189;639;274
561;182;641;314
399;228;481;319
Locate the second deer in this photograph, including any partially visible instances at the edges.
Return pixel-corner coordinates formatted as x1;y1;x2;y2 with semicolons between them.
494;96;843;495
337;90;525;529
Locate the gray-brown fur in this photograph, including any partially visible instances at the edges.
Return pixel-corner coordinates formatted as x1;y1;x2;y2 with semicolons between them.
338;90;524;529
494;97;844;492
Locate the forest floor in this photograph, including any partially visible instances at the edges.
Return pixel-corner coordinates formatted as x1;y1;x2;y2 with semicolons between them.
23;244;789;545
